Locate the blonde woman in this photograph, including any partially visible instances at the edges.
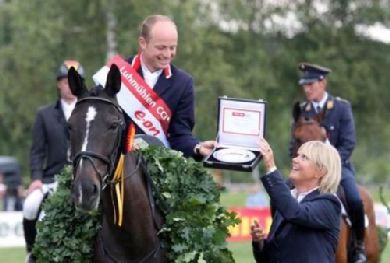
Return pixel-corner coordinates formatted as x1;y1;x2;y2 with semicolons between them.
251;139;341;263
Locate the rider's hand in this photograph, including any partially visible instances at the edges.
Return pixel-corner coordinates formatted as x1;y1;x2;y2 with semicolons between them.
251;220;266;242
27;179;43;194
197;140;217;157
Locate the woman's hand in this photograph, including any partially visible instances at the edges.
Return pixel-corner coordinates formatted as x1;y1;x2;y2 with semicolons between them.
259;138;276;173
251;220;266;242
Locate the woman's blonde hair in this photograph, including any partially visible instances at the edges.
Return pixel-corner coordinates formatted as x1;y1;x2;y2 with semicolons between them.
299;141;341;194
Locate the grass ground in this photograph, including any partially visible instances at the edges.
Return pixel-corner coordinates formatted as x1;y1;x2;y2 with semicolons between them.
1;188;388;262
1;234;389;263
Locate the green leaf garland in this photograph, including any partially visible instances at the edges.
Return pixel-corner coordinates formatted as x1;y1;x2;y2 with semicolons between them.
141;146;240;262
33;146;240;262
33;165;101;263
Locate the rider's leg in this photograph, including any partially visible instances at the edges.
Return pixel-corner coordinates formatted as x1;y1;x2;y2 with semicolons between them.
22;218;36;252
340;167;366;262
22;190;44;254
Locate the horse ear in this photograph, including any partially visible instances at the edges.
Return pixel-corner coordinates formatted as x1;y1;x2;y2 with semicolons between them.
105;64;121;97
68;67;88;97
292;101;301;122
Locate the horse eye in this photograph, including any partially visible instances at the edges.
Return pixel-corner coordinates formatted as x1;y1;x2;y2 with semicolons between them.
109;122;119;130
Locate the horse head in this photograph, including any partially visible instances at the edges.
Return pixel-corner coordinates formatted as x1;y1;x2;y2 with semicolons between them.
291;101;327;156
68;64;124;211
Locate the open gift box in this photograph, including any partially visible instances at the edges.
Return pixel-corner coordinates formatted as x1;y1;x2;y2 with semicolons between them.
203;97;267;172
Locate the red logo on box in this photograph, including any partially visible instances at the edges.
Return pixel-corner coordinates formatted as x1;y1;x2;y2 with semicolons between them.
232;112;245;117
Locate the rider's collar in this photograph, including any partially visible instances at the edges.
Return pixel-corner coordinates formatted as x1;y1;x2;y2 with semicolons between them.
131;53;172;79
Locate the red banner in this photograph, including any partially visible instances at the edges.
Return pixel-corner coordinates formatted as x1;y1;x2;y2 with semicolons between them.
107;55;172;133
227;207;272;242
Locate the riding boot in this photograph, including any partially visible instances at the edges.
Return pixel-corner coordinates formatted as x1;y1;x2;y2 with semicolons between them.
23;218;37;263
352;219;367;263
352;239;367;263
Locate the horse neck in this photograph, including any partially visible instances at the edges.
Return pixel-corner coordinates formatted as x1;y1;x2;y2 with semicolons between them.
100;153;158;254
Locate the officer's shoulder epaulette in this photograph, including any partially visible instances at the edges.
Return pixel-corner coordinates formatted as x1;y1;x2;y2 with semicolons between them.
336;96;350;104
298;101;312;111
299;101;307;108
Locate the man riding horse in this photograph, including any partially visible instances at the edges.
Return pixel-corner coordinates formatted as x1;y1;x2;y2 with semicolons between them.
92;15;216;159
289;63;366;263
23;60;85;263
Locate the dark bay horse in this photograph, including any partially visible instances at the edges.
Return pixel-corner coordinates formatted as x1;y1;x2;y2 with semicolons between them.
67;65;165;262
291;102;380;263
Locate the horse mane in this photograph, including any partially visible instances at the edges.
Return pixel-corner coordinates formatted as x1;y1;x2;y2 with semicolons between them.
292;101;302;123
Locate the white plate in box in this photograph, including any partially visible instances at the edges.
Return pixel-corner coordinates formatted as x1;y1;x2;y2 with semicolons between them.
212;148;256;163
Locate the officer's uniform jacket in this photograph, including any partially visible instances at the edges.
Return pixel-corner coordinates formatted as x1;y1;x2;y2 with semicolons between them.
294;93;356;169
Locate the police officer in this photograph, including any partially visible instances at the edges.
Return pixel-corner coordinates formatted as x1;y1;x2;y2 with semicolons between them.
291;63;366;263
23;60;84;263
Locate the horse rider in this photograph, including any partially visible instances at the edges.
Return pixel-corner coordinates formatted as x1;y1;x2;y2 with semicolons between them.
289;63;367;263
23;60;84;263
93;15;215;159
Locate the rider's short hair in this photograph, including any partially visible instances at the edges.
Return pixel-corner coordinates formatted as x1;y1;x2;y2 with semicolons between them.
139;15;176;41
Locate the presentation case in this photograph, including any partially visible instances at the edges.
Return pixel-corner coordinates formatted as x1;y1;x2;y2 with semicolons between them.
203;96;267;172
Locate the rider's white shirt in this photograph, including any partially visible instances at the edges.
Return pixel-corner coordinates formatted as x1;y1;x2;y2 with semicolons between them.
312;92;328;112
61;99;76;121
141;61;162;88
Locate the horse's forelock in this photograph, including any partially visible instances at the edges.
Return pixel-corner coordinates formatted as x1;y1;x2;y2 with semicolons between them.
89;85;104;96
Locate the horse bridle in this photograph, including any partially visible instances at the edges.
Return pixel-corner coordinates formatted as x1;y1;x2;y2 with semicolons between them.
71;97;163;261
72;97;127;189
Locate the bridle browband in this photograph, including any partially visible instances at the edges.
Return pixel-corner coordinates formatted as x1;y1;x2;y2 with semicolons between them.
72;96;127;189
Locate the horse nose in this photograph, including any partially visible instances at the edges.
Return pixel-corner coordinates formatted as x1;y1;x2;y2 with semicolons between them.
72;174;101;210
71;181;82;205
93;183;98;195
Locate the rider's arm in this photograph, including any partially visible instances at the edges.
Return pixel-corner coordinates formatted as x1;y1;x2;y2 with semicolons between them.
336;101;356;164
30;109;46;182
167;76;198;157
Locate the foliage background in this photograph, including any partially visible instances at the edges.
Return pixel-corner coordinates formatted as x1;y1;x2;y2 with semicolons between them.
0;0;389;185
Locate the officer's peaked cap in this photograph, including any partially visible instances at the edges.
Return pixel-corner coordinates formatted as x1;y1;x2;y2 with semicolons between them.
298;63;331;86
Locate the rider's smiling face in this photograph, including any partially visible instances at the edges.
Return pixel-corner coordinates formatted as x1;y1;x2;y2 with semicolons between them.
139;20;178;73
